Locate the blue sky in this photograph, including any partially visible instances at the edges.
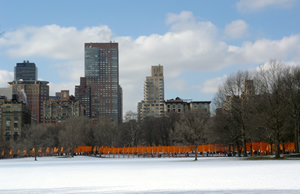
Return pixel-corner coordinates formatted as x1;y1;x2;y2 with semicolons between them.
1;0;300;114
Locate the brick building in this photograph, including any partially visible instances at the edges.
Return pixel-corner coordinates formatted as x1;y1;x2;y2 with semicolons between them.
165;97;211;115
8;80;49;123
43;90;83;124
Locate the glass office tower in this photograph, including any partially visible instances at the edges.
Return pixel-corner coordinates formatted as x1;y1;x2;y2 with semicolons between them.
14;61;38;81
84;42;121;124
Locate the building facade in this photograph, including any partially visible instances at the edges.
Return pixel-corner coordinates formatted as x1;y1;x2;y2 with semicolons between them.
75;77;91;118
0;95;31;145
49;92;62;101
43;90;83;124
14;61;38;81
138;65;165;120
8;80;49;124
75;42;122;124
165;97;211;115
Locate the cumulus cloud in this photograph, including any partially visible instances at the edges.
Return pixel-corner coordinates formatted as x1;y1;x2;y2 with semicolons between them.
0;70;13;87
236;0;296;13
201;75;228;93
1;11;300;113
225;20;248;39
0;24;111;59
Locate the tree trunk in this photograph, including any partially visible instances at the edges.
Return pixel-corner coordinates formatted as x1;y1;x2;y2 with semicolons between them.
275;138;281;159
236;141;241;157
242;127;247;157
194;145;198;161
295;120;299;153
71;146;74;157
270;143;273;155
34;150;37;161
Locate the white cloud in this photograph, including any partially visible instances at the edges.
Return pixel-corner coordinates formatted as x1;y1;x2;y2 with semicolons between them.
1;11;300;113
0;70;13;88
1;24;111;60
236;0;296;13
256;60;300;72
237;35;300;63
166;11;195;25
225;20;248;39
201;75;228;93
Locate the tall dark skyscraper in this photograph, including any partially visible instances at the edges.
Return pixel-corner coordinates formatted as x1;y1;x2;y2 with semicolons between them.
14;60;38;81
76;42;122;124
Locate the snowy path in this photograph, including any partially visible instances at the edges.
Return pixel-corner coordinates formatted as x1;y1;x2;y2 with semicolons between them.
0;156;299;193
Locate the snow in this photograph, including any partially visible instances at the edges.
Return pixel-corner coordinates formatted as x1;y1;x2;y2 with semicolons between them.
0;156;299;193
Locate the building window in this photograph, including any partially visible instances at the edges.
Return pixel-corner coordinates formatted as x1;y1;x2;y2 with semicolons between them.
6;120;10;127
13;132;18;141
5;132;10;141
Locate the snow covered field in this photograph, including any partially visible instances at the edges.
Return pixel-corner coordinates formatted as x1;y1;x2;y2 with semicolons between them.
0;156;299;193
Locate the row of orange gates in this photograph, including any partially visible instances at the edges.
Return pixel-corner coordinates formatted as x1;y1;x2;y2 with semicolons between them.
1;142;297;158
93;142;296;158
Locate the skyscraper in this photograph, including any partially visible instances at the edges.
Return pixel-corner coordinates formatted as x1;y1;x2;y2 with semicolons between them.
14;60;38;81
138;65;164;120
76;42;122;124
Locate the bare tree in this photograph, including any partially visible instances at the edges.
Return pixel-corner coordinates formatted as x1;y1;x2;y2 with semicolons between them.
93;120;117;147
255;60;292;158
210;112;243;156
45;124;63;148
141;112;179;146
121;111;141;146
59;116;86;157
21;124;48;161
213;70;256;157
141;116;157;146
172;109;209;161
282;66;300;153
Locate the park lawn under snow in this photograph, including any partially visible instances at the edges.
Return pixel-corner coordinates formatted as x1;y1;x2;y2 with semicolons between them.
0;156;299;193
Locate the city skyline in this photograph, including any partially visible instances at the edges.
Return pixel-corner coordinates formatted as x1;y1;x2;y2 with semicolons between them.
1;0;300;114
